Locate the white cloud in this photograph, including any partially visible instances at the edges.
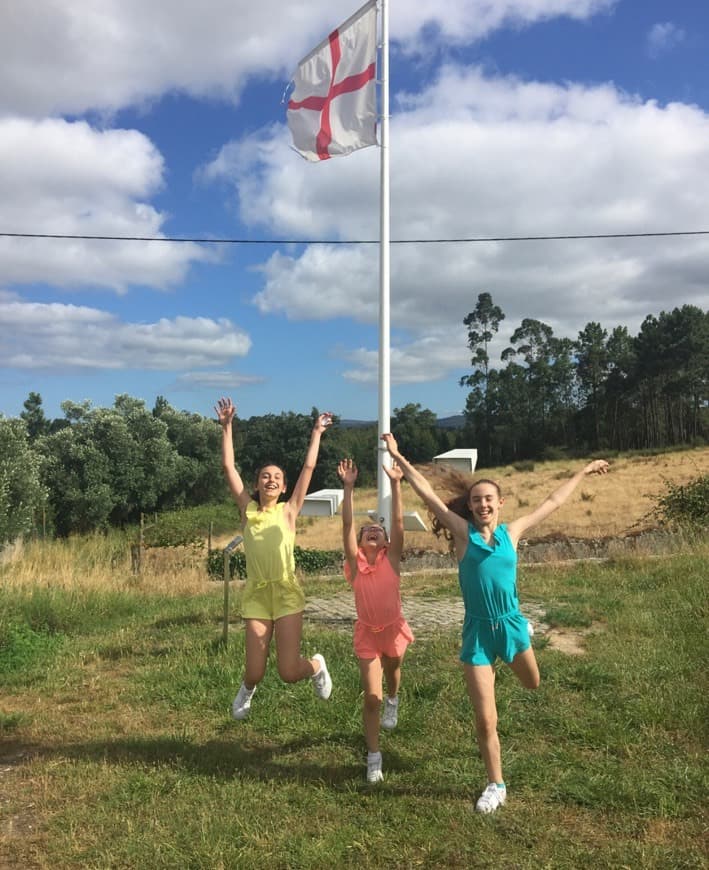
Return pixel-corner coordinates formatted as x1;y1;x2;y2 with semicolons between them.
254;246;380;320
0;0;616;117
0;117;210;291
342;333;470;385
0;294;251;371
647;22;686;59
214;66;709;382
172;372;266;390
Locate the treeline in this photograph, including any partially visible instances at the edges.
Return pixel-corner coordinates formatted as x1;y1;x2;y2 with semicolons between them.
1;298;706;544
461;297;708;465
0;394;457;544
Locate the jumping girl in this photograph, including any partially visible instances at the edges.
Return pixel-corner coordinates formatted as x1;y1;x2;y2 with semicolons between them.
382;432;608;812
216;397;333;721
337;457;414;783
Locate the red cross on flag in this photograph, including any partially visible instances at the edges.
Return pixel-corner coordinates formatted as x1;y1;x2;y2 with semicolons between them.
287;0;378;161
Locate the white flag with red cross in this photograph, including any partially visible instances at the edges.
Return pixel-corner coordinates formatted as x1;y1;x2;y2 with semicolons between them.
287;0;378;161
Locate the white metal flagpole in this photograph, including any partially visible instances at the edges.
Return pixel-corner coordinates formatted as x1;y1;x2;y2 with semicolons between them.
376;0;391;530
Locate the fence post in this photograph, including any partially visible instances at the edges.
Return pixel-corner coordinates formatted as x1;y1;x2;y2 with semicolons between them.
130;544;141;575
135;512;145;575
222;535;243;644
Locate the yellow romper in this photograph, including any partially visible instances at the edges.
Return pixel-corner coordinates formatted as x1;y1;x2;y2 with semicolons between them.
240;501;305;620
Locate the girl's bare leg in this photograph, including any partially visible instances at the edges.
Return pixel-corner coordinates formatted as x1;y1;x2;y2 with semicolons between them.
273;611;318;683
243;618;273;688
464;664;503;783
509;646;540;690
359;657;384;752
381;653;403;698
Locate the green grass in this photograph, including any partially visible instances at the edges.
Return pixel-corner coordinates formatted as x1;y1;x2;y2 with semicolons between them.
1;553;707;869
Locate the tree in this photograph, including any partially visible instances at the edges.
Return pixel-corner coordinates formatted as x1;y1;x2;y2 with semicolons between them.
502;318;576;453
575;322;609;449
603;325;637;449
37;398;181;534
460;292;505;463
37;424;114;536
20;392;50;441
634;306;709;447
391;403;439;464
0;418;45;548
152;397;223;506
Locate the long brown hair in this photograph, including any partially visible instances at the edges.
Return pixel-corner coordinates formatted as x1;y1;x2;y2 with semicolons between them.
427;466;502;546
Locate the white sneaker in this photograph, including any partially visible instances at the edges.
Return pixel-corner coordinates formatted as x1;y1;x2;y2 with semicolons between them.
381;696;399;731
311;653;332;700
475;782;507;814
231;683;255;720
527;620;535;637
367;751;383;783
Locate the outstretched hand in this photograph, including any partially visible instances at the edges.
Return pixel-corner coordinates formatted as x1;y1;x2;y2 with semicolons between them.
381;432;399;456
215;396;236;426
383;460;404;482
337;458;358;486
314;412;334;435
584;459;610;475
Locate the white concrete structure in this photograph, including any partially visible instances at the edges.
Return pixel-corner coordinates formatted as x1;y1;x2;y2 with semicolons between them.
433;448;478;474
300;489;345;517
366;509;428;532
301;487;428;532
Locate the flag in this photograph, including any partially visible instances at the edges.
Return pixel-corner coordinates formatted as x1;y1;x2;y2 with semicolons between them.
287;0;378;161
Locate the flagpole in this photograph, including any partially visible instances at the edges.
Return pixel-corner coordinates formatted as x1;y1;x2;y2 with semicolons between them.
376;0;391;530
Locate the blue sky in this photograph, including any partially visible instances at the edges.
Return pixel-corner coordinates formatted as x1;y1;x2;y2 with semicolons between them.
1;0;708;424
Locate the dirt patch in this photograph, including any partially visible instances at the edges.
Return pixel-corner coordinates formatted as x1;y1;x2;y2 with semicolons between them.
546;622;605;656
0;809;36;839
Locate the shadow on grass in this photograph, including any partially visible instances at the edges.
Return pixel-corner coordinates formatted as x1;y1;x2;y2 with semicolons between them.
1;733;470;797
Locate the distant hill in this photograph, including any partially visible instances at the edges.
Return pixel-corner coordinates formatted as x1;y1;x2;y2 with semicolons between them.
436;415;465;430
339;415;466;430
338;419;376;429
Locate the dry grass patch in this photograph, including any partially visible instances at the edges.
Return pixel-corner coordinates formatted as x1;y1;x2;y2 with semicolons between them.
2;537;210;595
290;446;709;552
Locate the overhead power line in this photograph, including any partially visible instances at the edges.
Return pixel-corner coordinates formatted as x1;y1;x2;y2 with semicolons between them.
1;229;709;245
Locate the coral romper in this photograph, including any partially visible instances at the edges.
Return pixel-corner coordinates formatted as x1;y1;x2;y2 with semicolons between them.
345;548;414;659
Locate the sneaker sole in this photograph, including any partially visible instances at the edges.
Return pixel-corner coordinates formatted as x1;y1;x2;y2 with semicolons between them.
312;654;332;700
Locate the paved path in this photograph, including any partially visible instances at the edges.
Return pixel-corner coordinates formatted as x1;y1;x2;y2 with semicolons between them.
304;591;549;636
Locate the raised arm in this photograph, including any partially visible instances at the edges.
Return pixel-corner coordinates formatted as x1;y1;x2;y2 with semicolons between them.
506;459;610;547
215;397;251;514
383;461;404;572
381;433;469;557
337;458;359;579
286;412;333;517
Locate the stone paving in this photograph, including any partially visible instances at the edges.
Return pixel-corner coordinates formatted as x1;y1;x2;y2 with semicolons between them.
304;590;549;636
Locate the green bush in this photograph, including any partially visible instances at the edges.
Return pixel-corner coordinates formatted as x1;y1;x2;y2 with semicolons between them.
652;473;709;528
293;545;343;574
540;446;568;462
206;549;247;580
140;503;241;549
206;545;342;580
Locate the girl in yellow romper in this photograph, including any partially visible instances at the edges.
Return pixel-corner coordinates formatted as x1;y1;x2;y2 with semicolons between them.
216;396;333;720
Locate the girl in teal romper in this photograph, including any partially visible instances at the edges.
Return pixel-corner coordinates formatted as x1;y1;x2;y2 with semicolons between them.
382;433;609;814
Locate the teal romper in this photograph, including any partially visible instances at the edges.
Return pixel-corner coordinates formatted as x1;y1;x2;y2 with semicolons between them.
458;523;531;666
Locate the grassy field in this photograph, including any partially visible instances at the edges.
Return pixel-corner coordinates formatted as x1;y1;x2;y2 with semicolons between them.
1;538;707;868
